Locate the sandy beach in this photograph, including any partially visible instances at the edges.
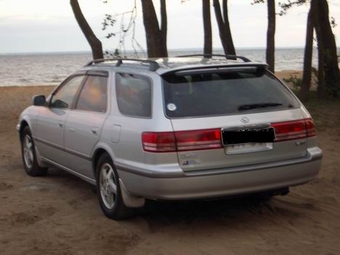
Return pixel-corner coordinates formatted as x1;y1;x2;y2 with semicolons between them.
1;71;340;255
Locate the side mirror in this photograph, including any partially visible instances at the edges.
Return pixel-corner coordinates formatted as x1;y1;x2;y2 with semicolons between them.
32;95;46;106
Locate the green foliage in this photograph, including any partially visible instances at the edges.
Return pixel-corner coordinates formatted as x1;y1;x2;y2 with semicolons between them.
251;0;265;5
283;75;302;90
102;14;116;32
104;49;121;58
278;0;307;16
283;67;318;91
100;1;144;57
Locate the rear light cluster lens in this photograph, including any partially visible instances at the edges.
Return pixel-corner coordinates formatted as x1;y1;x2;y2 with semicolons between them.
271;118;316;142
305;118;317;137
142;132;176;152
142;118;316;153
176;129;222;151
142;129;222;153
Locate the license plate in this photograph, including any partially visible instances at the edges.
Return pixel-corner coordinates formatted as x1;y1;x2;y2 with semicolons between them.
222;126;275;145
225;142;273;155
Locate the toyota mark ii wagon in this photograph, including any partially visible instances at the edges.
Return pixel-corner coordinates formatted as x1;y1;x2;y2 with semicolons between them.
17;55;322;219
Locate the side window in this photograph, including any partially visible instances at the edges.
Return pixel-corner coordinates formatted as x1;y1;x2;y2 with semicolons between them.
76;76;108;113
50;76;84;109
116;73;152;117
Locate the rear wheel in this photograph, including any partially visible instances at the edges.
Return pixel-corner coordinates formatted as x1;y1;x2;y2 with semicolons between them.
21;126;47;176
96;153;134;220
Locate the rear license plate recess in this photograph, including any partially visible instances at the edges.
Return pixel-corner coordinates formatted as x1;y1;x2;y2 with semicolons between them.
221;125;275;154
221;126;275;145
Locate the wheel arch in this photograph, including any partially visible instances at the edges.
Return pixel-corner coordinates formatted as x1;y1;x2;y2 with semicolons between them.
92;147;145;208
19;120;29;141
19;120;48;176
91;140;118;176
92;147;113;179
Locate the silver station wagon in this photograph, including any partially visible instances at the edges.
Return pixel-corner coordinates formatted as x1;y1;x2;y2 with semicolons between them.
17;55;322;219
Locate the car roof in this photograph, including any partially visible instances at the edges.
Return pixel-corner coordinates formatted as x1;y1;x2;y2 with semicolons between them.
83;55;268;75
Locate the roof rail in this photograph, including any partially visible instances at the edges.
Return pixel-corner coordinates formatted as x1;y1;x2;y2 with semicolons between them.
85;58;160;71
175;54;251;63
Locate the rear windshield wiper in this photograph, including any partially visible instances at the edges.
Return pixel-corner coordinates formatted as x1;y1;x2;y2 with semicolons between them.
238;102;282;111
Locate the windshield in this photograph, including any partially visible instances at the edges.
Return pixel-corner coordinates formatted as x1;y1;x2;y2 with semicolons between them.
162;68;299;118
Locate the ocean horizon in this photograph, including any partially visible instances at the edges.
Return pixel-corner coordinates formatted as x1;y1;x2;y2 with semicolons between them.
0;47;333;87
0;47;309;56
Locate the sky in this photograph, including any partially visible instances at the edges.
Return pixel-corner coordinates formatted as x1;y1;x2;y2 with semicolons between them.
0;0;339;54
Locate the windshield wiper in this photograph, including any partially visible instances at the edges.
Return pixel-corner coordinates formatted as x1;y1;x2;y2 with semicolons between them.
238;102;282;111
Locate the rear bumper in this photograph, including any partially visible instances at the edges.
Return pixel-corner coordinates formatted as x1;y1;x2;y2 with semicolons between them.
117;147;322;200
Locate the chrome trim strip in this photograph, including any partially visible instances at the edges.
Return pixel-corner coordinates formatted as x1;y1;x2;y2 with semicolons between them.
35;137;92;161
64;148;92;161
34;137;64;151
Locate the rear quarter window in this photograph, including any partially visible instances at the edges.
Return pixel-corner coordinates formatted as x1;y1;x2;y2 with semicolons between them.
162;68;299;118
116;73;152;117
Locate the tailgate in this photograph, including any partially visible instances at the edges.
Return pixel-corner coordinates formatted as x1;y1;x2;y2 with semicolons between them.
170;110;308;172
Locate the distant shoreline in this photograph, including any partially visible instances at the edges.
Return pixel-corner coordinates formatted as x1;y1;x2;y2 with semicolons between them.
2;47;337;56
0;49;323;86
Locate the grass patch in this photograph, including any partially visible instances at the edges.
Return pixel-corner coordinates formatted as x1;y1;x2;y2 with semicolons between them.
299;91;340;131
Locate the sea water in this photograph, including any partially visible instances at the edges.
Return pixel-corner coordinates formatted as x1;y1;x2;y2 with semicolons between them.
0;48;322;86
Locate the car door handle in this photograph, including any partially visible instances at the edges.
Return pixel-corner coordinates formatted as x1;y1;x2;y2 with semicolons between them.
91;128;99;135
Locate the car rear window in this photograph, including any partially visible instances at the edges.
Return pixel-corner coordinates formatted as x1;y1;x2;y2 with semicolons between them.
162;67;299;118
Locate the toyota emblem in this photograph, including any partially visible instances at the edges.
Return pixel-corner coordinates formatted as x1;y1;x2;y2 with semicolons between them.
240;117;249;123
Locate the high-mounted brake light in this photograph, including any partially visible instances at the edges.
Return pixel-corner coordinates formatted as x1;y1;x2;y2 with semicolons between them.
271;118;316;142
142;129;222;153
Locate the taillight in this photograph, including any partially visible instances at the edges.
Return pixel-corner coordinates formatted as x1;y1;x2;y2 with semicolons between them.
305;118;317;137
142;132;176;152
175;129;222;151
271;118;316;142
142;128;222;153
142;119;317;152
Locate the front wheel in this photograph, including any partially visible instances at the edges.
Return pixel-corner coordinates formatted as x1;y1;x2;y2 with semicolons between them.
20;126;47;176
96;153;134;220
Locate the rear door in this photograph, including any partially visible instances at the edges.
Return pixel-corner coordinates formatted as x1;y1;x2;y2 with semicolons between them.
170;112;308;172
64;73;108;178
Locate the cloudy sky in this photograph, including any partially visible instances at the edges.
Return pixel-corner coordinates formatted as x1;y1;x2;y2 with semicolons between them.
0;0;339;54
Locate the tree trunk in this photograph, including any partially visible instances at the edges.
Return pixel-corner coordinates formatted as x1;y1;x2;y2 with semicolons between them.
222;0;235;55
313;0;326;97
203;0;212;56
266;0;275;72
213;0;236;55
316;37;326;98
70;0;103;60
141;0;168;58
160;0;167;49
298;3;314;101
316;0;340;97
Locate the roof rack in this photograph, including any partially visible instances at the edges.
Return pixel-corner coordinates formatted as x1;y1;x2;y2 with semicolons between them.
85;58;160;71
175;54;251;63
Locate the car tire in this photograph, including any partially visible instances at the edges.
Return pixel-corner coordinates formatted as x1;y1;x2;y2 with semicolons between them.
21;126;48;176
96;153;134;220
